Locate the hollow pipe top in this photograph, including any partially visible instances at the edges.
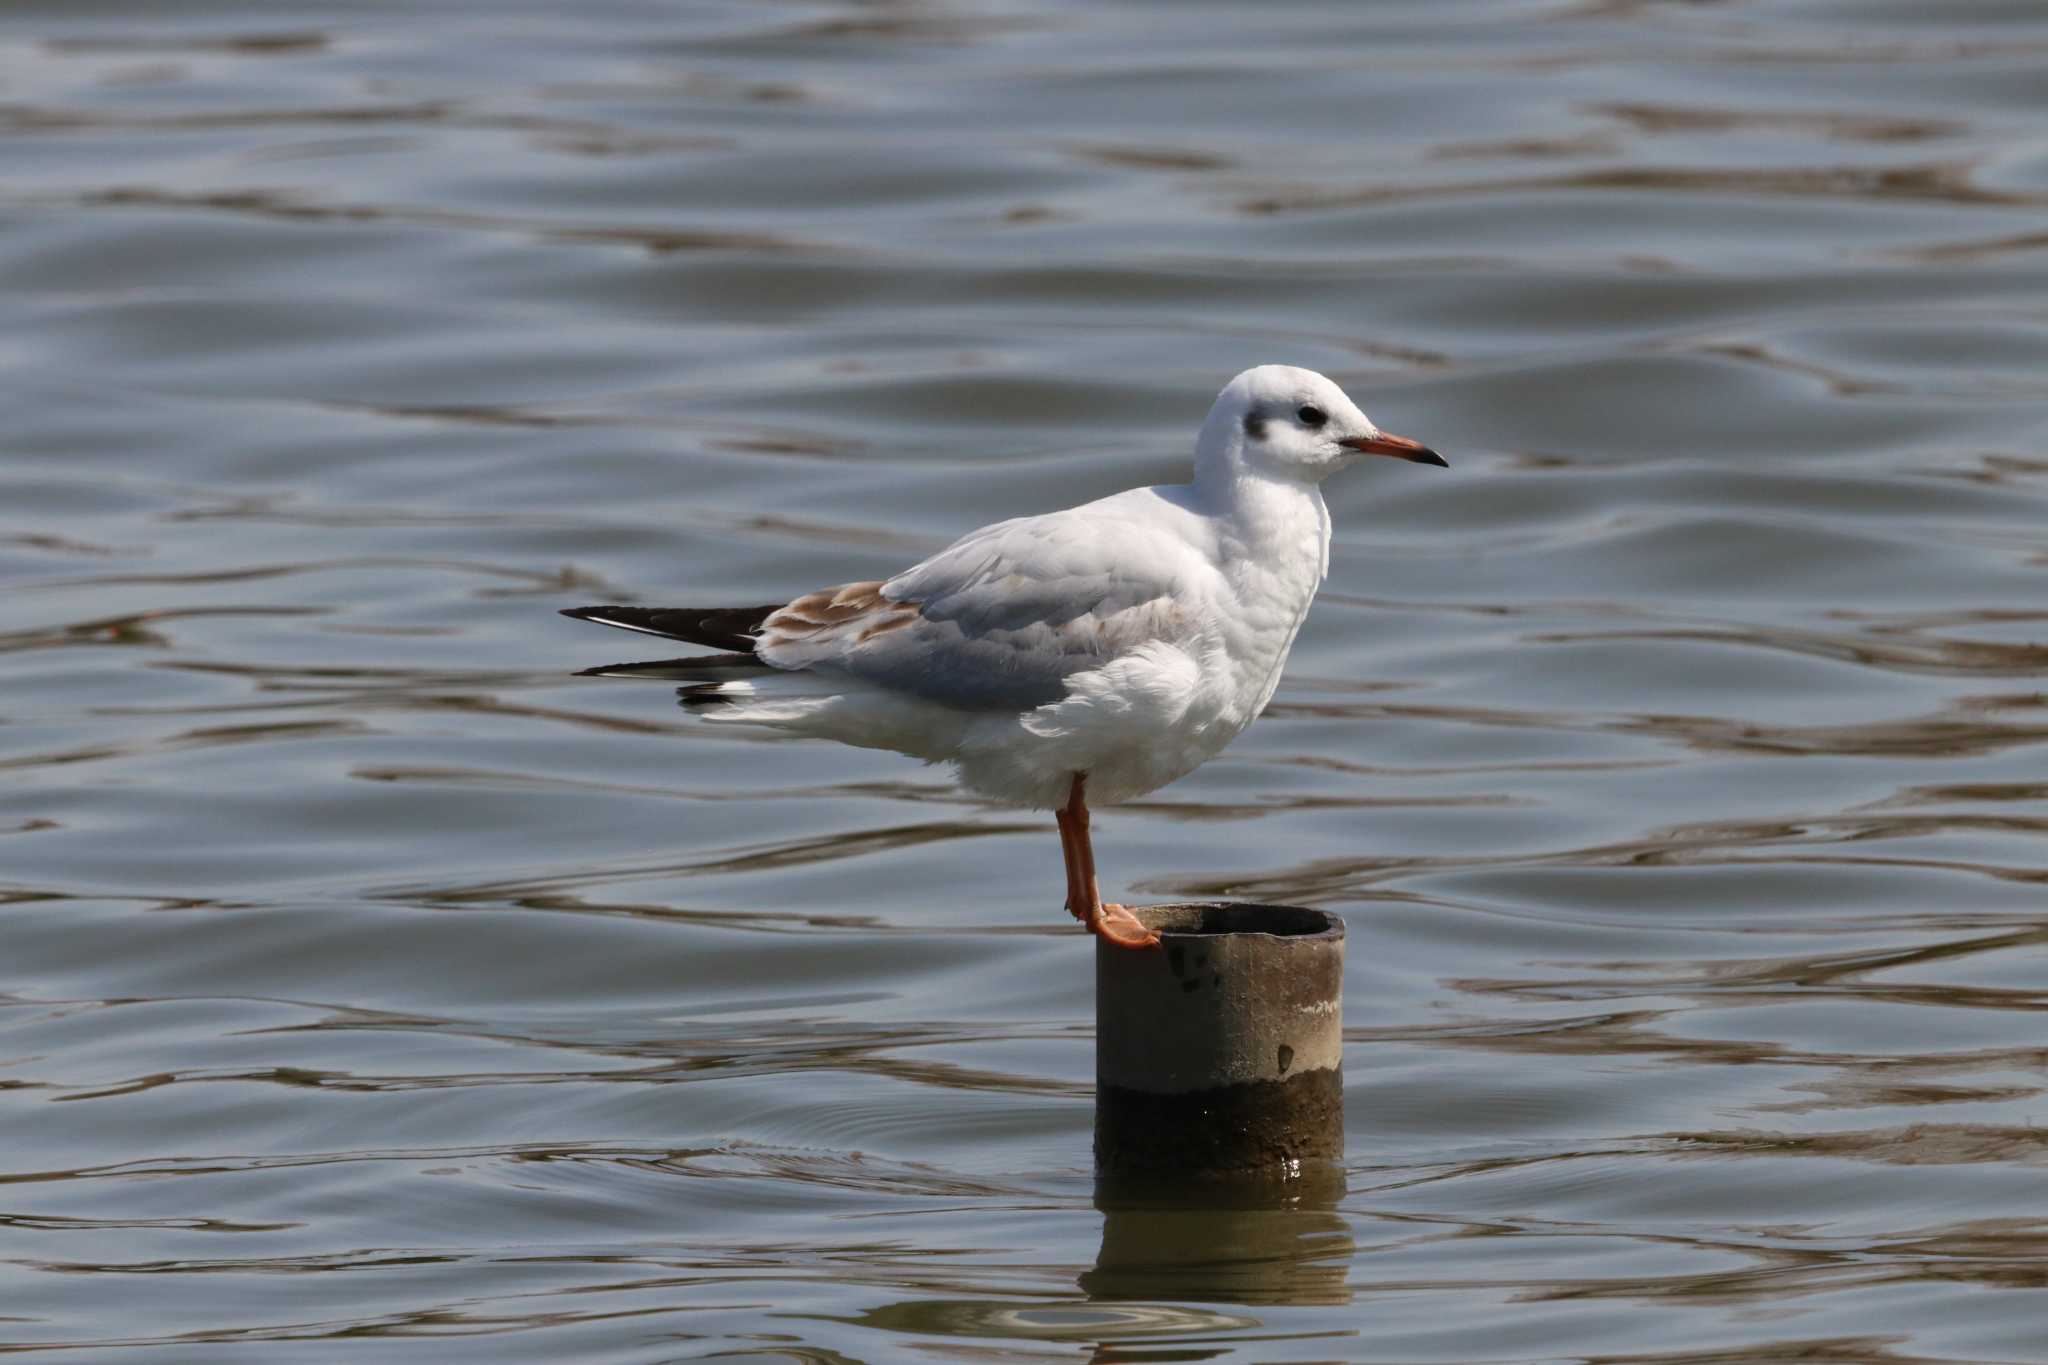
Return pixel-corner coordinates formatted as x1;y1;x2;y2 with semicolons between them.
1122;902;1344;941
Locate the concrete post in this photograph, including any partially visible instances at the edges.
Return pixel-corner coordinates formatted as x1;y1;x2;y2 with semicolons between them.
1094;902;1345;1183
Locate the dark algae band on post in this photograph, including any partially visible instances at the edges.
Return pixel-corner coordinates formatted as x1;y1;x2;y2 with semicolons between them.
1097;1068;1345;1181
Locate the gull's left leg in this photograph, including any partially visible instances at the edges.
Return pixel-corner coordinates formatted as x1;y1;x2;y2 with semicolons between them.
1067;773;1159;950
1055;779;1087;925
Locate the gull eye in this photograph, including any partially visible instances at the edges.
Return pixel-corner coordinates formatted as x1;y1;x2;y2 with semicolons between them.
1297;404;1327;428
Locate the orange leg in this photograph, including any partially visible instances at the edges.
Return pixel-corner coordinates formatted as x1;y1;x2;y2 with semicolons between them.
1062;773;1159;950
1055;799;1087;924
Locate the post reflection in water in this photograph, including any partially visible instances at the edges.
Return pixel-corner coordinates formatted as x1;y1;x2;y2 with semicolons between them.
1084;1166;1354;1308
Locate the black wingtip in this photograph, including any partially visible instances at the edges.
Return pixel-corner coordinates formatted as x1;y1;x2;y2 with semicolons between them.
557;602;779;650
572;653;765;680
678;687;739;709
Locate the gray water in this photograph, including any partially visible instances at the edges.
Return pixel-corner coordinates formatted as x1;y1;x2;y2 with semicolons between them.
5;1;2048;1360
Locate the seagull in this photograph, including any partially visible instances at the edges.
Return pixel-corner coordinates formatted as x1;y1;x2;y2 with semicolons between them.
563;365;1444;949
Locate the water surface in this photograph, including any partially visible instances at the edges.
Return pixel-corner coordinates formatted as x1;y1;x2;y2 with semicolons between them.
4;1;2048;1360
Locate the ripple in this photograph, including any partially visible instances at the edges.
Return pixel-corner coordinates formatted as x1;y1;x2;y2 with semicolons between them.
387;819;1037;909
847;1297;1256;1341
72;186;827;258
1236;161;2044;217
1590;102;1968;145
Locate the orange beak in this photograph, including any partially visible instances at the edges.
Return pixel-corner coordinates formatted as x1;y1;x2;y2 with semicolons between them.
1339;431;1447;467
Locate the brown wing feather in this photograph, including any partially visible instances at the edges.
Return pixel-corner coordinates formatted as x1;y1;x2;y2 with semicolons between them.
757;582;922;656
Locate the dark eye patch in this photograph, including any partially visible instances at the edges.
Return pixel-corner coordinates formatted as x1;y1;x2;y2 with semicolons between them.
1242;413;1266;439
1297;404;1327;428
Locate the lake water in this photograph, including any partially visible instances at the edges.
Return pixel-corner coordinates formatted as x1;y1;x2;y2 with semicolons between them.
5;1;2048;1359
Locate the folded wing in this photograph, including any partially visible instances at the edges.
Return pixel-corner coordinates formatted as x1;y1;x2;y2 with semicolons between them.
758;497;1213;712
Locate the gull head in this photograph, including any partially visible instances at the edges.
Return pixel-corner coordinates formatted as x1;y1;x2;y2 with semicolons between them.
1197;364;1445;487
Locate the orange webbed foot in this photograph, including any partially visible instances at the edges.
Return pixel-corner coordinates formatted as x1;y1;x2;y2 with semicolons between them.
1091;902;1160;950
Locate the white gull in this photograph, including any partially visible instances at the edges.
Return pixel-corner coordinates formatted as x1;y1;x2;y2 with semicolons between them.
563;365;1445;948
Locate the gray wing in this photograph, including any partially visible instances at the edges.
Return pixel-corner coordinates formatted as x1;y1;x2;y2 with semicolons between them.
755;497;1209;711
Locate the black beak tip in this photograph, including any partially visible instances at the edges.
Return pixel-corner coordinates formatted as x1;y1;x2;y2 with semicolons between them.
1417;448;1448;468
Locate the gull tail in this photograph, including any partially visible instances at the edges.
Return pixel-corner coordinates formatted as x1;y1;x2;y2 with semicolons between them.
562;604;784;706
562;599;953;751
